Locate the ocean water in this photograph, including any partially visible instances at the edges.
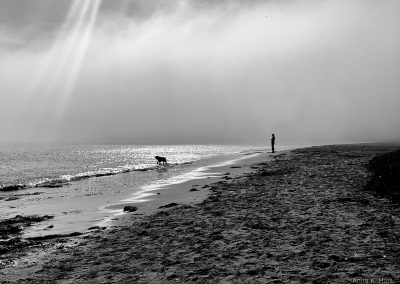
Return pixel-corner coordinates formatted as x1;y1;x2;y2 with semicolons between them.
0;144;257;190
0;144;270;236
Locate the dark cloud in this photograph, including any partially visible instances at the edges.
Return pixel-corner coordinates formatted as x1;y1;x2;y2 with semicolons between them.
0;0;70;27
0;0;276;28
0;0;272;47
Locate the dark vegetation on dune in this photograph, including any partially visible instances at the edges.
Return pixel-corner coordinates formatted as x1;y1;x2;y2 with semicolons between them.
366;149;400;203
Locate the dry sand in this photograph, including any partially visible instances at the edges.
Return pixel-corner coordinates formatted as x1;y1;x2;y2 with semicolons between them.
1;144;400;283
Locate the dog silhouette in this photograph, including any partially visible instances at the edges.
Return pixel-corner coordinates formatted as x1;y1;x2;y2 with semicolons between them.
155;156;167;165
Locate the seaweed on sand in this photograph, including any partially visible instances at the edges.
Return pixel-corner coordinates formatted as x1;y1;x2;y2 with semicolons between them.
0;215;54;239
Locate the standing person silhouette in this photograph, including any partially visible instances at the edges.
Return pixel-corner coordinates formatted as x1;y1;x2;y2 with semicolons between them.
271;134;275;153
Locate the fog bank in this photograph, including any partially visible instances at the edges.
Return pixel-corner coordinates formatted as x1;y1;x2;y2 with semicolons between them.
1;0;399;145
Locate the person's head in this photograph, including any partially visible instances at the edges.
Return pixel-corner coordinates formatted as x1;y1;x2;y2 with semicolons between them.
272;134;275;137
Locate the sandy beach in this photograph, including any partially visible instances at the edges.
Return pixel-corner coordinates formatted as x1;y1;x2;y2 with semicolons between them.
1;144;400;283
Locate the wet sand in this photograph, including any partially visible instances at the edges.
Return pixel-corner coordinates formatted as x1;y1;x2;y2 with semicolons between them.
1;144;400;283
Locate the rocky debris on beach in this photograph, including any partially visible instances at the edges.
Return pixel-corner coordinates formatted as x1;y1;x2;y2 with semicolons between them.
123;206;138;212
158;202;179;209
88;226;106;230
2;144;400;283
0;184;26;192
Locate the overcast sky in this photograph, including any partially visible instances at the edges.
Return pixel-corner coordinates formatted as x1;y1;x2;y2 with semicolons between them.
0;0;399;145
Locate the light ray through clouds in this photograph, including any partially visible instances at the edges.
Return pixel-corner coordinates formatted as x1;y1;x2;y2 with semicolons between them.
28;0;82;95
27;0;102;140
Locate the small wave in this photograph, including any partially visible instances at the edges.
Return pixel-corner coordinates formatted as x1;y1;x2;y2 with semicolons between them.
0;163;174;192
58;164;158;182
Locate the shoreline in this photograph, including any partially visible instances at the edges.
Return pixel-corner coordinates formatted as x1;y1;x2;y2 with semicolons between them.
0;145;269;193
105;149;277;228
0;148;271;238
2;143;400;283
0;149;275;272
